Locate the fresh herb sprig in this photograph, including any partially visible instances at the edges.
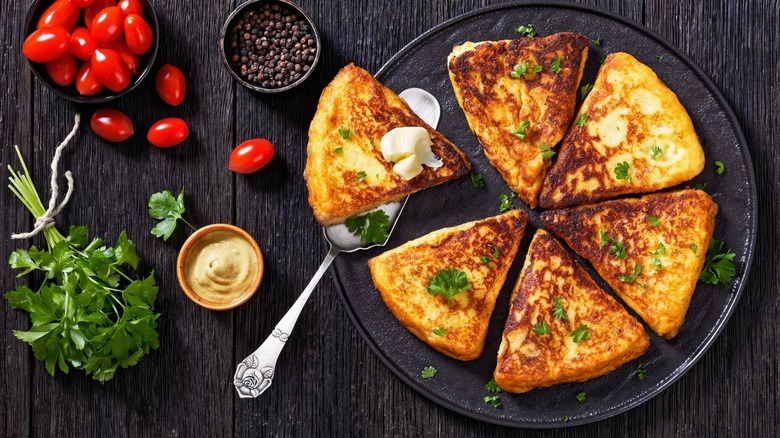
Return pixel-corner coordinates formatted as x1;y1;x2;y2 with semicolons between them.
345;210;390;245
698;238;736;284
148;188;197;241
427;268;471;304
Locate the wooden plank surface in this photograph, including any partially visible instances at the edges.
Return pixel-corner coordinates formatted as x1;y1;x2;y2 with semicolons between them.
0;0;777;436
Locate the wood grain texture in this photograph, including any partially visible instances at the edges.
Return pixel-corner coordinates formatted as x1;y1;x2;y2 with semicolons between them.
0;0;777;436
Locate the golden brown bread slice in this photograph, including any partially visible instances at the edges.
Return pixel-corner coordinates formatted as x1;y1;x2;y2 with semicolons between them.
304;64;470;226
540;189;718;338
539;52;705;208
368;210;527;361
447;33;589;207
494;229;649;393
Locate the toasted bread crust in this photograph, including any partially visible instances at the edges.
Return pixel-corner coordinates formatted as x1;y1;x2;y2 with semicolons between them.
368;210;527;361
304;64;470;226
494;230;649;393
448;33;589;207
540;189;718;338
540;52;705;208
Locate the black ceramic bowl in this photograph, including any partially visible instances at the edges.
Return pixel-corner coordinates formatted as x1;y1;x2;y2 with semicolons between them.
219;0;321;93
24;0;159;104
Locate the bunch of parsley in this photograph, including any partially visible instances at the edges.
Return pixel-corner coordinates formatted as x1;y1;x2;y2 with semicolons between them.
5;147;159;381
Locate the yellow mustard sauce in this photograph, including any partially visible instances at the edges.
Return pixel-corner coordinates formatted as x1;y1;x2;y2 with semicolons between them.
184;230;259;304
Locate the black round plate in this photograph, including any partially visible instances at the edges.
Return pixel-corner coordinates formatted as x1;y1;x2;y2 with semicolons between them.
329;1;757;428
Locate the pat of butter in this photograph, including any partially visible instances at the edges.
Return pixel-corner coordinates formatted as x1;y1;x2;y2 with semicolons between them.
380;127;443;180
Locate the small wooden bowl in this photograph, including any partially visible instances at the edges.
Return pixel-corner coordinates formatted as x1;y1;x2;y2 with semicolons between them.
176;224;263;310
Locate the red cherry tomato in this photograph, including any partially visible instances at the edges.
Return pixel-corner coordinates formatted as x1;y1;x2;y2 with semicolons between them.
229;139;275;174
69;27;97;61
90;109;134;142
84;0;116;30
100;39;139;75
118;0;143;16
91;48;130;91
147;118;189;148
155;64;186;106
69;0;96;7
75;62;104;95
123;14;153;55
90;6;125;43
22;27;70;63
45;52;77;86
37;0;80;31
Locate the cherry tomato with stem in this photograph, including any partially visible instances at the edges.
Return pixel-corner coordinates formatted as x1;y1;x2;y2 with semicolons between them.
69;0;97;7
37;0;80;31
90;6;125;43
100;39;139;75
69;27;97;61
85;0;117;30
75;62;104;96
90;109;134;142
155;64;186;106
147;118;189;148
45;52;77;86
22;27;70;63
123;14;153;55
119;0;144;16
229;139;275;174
91;48;130;91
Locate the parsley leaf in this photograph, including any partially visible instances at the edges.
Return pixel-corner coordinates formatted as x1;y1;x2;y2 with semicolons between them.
563;416;570;423
592;37;602;45
650;145;663;159
715;160;725;175
148;188;196;241
533;321;550;335
516;24;536;37
690;244;698;255
499;193;514;212
470;173;485;188
355;171;367;183
647;215;661;226
637;363;648;380
539;142;555;160
488;243;500;259
569;324;591;343
510;119;531;140
618;263;642;283
421;366;437;379
426;268;471;304
483;395;502;407
576;392;587;403
614;161;632;182
337;126;352;139
610;239;627;260
551;55;562;74
345;210;390;245
510;61;529;78
600;230;611;247
655;55;664;61
334;147;343;154
485;378;501;393
479;255;491;265
552;297;568;320
698;238;736;284
532;64;543;72
575;113;588;127
432;327;448;336
579;83;593;100
650;242;666;270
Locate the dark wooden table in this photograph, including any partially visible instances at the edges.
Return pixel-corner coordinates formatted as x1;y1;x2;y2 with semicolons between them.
1;0;777;436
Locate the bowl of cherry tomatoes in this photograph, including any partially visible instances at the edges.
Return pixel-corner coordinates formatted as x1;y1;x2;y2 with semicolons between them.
23;0;159;103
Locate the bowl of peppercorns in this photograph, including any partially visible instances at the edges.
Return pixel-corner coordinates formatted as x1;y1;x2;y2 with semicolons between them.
220;0;320;93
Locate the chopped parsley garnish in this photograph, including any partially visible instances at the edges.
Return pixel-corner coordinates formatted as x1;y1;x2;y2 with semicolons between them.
337;126;352;139
355;171;367;183
618;263;642;283
483;395;501;407
592;37;602;45
715;160;725;175
532;64;543;73
334;147;343;154
569;325;591;343
539;142;555;160
600;230;610;247
575;113;588;127
488;243;500;259
650;145;663;159
421;366;437;379
698;238;736;284
369;139;376;146
510;118;531;140
427;268;471;304
637;363;648;380
499;193;513;212
614;161;632;182
579;83;593;99
610;239;627;260
345;210;390;245
516;24;536;37
485;378;501;393
694;182;709;190
690;244;698;255
533;321;550;335
563;416;570;423
552;297;568;320
432;327;448;336
470;173;485;188
479;255;491;265
551;55;562;74
655;55;664;61
647;215;661;226
510;61;529;78
576;392;587;403
650;242;666;270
